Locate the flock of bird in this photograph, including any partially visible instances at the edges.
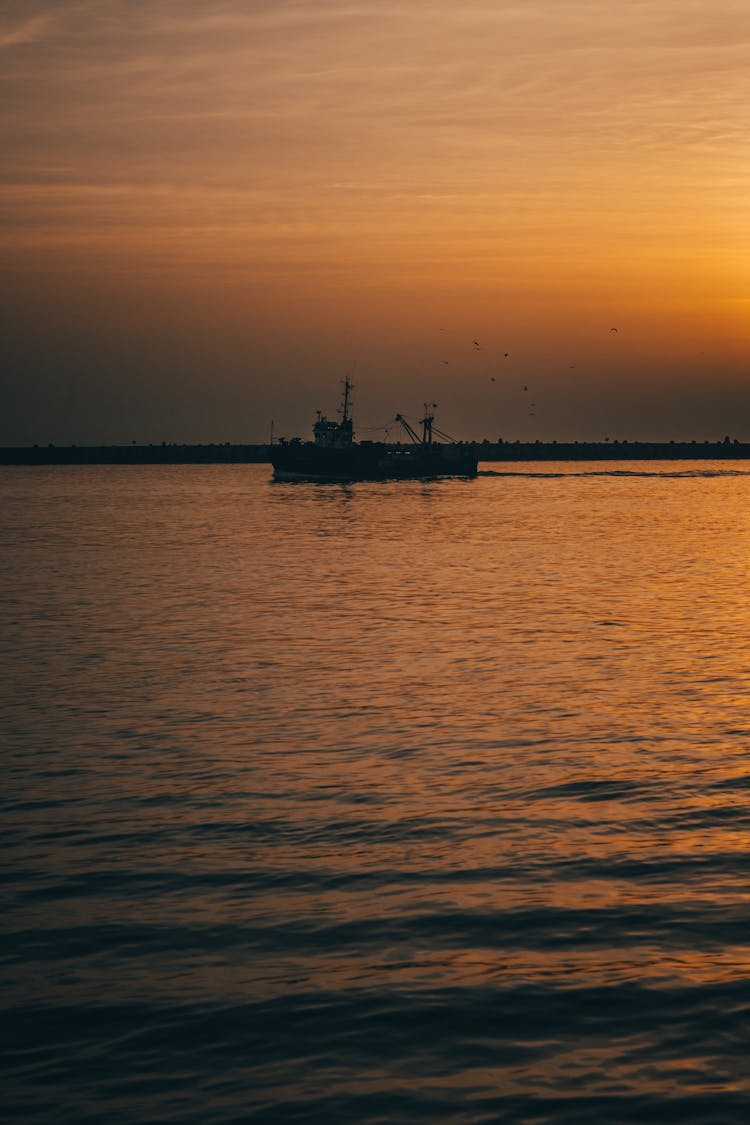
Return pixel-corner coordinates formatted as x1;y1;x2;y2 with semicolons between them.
437;327;620;420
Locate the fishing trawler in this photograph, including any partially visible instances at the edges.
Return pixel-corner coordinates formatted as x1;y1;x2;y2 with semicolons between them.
269;378;478;482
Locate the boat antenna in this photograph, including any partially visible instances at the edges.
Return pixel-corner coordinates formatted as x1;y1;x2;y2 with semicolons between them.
340;375;354;424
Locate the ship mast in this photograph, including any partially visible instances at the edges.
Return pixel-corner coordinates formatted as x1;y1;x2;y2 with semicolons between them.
421;402;437;446
340;376;353;425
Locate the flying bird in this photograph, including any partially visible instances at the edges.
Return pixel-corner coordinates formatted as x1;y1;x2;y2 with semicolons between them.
610;327;619;333
473;340;480;349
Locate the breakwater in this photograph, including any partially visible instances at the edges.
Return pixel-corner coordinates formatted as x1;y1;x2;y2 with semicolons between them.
483;437;750;460
0;442;271;465
1;438;749;465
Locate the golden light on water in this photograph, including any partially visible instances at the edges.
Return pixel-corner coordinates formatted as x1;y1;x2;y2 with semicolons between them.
6;461;750;1114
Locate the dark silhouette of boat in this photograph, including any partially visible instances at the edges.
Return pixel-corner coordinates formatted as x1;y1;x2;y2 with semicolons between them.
269;378;478;482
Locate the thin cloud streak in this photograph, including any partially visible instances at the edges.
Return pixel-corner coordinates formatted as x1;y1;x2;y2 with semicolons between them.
3;4;747;187
0;17;51;48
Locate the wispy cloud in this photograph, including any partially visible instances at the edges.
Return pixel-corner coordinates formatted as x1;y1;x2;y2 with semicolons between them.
0;12;57;48
1;2;748;270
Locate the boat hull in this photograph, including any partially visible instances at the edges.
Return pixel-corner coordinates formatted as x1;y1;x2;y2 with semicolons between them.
270;442;478;482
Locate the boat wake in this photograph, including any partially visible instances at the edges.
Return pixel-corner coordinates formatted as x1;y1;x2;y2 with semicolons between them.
478;467;750;479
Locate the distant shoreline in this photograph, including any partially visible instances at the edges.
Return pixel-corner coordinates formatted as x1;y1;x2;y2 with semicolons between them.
2;439;750;465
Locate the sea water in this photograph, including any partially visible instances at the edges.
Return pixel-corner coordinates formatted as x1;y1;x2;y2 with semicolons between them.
3;461;750;1123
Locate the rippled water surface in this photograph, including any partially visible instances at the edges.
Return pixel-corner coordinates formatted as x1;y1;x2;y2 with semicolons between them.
4;461;750;1123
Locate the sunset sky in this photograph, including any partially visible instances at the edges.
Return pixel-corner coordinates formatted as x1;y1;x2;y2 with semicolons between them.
1;0;748;444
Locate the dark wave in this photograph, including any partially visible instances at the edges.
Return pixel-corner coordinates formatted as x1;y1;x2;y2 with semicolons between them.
6;984;750;1123
7;897;750;965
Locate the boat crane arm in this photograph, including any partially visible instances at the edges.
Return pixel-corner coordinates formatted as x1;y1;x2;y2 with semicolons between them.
432;425;458;442
395;413;457;444
394;413;423;444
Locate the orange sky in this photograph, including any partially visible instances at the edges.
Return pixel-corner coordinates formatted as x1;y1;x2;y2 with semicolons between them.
1;1;748;443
